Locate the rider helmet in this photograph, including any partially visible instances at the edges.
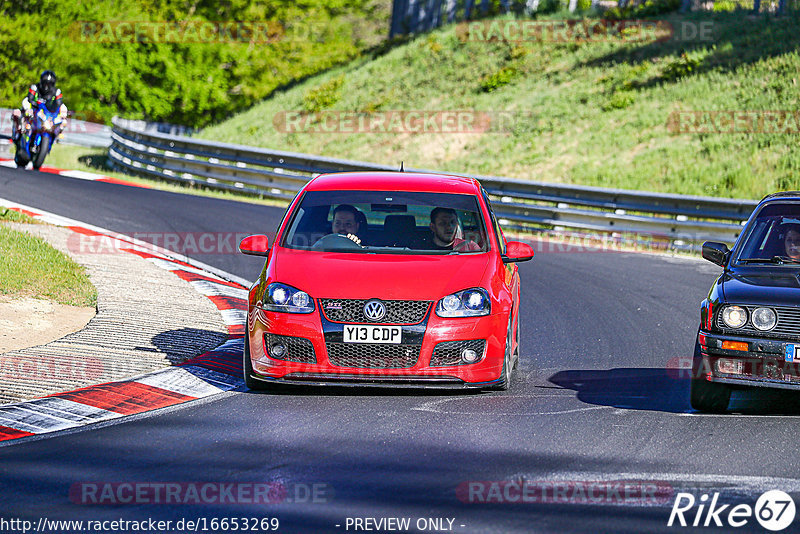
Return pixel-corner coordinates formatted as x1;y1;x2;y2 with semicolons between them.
39;70;56;98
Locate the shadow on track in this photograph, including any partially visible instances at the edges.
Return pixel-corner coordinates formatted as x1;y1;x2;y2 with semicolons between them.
549;367;800;415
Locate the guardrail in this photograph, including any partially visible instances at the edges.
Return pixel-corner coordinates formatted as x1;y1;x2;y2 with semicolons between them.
109;116;757;247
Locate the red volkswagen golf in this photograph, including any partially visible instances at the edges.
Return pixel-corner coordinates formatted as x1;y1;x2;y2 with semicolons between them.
239;171;534;390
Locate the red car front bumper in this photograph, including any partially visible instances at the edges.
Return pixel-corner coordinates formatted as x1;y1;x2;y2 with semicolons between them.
247;304;508;387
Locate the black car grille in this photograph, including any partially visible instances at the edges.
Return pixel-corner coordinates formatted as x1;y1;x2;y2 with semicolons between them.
717;305;800;340
430;340;487;367
264;333;316;363
326;342;421;368
319;299;431;324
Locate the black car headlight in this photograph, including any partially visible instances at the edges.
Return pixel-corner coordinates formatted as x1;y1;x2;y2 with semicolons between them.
262;283;314;314
751;307;777;331
436;288;490;318
721;305;747;329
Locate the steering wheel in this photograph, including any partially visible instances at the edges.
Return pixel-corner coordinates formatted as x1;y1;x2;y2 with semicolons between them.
312;233;363;250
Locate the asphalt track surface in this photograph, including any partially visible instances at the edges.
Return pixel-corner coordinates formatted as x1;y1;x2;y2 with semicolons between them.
2;167;800;533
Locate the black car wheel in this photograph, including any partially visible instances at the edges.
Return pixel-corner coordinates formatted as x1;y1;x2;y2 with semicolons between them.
690;340;731;413
243;335;271;392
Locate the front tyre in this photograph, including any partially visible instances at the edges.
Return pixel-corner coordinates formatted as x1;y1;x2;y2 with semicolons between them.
489;315;515;391
689;340;730;413
32;135;50;170
243;335;271;392
14;140;29;168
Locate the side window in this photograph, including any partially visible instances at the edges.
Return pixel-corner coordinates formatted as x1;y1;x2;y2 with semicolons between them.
481;189;506;255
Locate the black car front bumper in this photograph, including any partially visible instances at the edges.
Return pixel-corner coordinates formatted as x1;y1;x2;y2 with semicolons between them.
696;330;800;390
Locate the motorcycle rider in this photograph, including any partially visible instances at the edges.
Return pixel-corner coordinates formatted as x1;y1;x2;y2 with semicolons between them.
11;70;68;143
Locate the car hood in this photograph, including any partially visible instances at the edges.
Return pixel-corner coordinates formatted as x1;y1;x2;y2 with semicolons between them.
272;248;491;300
722;271;800;306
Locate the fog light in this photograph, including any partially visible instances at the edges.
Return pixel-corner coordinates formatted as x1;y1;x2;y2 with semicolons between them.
461;348;480;364
270;343;288;358
716;358;743;375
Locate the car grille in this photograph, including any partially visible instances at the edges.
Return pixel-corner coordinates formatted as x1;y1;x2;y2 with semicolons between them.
319;299;431;324
263;333;316;364
430;340;487;366
717;305;800;340
326;342;421;368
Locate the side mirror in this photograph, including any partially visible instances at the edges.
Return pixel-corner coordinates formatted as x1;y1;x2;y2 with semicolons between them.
502;241;534;263
702;241;730;267
239;235;270;256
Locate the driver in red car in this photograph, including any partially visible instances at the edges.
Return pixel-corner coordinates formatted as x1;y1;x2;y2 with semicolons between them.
331;204;364;245
429;207;481;251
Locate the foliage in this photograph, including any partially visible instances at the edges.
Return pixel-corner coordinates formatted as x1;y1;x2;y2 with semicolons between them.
479;66;518;92
0;0;389;128
605;0;681;19
303;75;346;112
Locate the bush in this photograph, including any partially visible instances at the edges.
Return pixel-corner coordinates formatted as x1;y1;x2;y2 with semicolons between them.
480;66;518;92
601;91;635;110
662;52;702;81
303;76;346;113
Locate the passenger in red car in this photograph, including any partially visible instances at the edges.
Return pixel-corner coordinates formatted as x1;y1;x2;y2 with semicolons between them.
429;207;481;251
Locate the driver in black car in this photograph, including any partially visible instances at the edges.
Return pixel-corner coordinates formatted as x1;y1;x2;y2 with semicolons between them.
330;204;364;245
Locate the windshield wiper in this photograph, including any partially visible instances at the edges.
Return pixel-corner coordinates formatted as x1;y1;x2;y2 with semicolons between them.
739;256;800;264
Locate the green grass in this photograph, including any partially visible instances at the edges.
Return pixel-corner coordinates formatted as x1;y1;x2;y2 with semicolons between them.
198;10;800;200
0;223;97;307
0;207;39;224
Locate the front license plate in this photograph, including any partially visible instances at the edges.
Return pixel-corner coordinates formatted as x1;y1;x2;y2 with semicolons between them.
786;344;800;363
343;325;402;344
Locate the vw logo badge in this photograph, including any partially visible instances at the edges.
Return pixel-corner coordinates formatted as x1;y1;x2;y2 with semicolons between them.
363;299;387;322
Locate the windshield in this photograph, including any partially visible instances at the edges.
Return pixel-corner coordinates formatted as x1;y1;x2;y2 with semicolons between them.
282;190;489;254
735;203;800;265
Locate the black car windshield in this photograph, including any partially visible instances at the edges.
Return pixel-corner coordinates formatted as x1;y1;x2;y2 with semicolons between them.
735;203;800;265
281;190;489;254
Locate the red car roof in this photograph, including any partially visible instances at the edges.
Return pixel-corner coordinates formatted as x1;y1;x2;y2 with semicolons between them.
305;171;481;194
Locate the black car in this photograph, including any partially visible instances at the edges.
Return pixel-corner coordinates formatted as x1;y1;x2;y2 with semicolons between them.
693;192;800;412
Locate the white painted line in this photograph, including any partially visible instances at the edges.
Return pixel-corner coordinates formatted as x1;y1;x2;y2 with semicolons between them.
219;309;247;326
189;279;249;300
15;398;119;423
181;366;244;390
135;367;226;398
59;169;107;181
0;404;120;434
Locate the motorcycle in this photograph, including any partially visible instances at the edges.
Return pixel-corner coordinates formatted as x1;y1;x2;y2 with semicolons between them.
14;101;63;170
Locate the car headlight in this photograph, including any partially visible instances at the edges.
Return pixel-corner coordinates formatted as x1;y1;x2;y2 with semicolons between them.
262;283;314;314
721;305;747;329
436;288;490;317
751;307;777;331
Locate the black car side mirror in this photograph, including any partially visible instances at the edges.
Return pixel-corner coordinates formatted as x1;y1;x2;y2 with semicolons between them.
702;241;730;267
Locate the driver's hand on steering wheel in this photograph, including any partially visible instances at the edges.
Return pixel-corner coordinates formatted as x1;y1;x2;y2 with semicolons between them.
345;233;361;245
